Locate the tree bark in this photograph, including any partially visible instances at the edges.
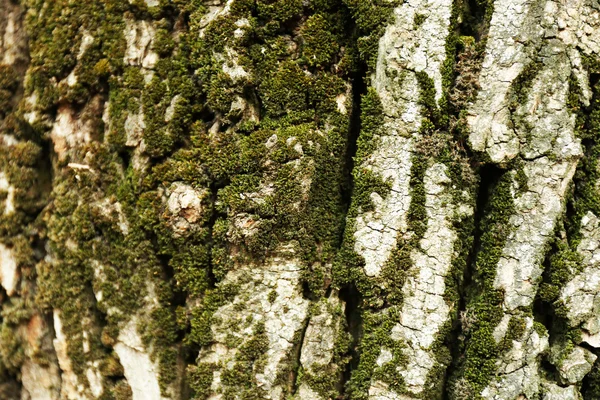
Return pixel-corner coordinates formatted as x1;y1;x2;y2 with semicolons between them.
1;0;600;399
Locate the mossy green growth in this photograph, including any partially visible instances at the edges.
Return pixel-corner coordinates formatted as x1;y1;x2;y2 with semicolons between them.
345;309;408;399
452;171;516;397
332;88;392;297
508;59;543;113
0;64;18;117
413;13;427;29
294;297;352;397
342;0;399;71
301;14;340;67
421;138;477;400
187;363;217;398
538;235;582;304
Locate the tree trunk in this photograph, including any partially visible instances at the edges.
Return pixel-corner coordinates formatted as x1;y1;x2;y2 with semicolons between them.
1;0;600;399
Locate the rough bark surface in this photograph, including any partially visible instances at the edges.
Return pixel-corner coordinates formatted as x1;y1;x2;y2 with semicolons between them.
2;0;600;399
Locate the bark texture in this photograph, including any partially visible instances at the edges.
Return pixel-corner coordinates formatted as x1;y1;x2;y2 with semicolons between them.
2;0;600;399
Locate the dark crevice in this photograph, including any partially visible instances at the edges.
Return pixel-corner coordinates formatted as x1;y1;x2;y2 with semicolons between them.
467;164;505;286
290;316;311;395
460;0;491;41
301;281;313;300
206;179;229;288
118;150;131;171
340;59;367;214
444;163;504;396
533;232;566;341
36;135;55;208
339;283;363;396
532;295;554;335
293;46;366;384
0;377;21;400
582;357;600;399
578;341;600;356
335;17;367;395
540;358;561;382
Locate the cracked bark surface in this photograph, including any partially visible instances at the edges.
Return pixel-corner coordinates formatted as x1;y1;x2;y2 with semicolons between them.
2;0;600;399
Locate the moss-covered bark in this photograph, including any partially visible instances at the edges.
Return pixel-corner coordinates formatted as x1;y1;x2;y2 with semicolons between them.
2;0;600;399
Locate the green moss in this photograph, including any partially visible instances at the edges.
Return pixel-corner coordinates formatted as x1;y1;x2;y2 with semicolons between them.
187;363;217;398
342;0;399;71
11;0;401;396
453;171;516;396
345;309;407;399
566;60;600;246
509;60;543;112
0;64;18;117
413;13;427;29
539;236;582;303
498;317;526;353
301;14;340;67
260;61;311;117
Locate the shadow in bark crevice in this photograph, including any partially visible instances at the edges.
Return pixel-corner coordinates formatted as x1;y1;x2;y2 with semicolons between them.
444;163;505;398
339;282;363;397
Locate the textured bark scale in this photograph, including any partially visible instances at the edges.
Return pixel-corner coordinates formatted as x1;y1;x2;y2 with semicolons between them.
2;0;600;399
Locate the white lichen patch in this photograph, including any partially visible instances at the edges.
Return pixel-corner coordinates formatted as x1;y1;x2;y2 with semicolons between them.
549;344;597;385
130;0;159;7
229;95;260;124
77;31;94;60
50;105;93;160
466;0;540;162
90;262;174;399
368;381;407;399
53;310;104;399
165;95;181;123
375;0;453;105
217;47;249;82
482;52;580;344
123;109;150;172
125;112;146;147
553;0;600;55
336;93;348;115
165;182;210;237
481;317;548;400
0;242;17;296
123;18;158;79
23;91;40;125
295;384;323;400
92;199;129;235
197;0;235;38
354;135;413;278
494;158;578;311
114;317;167;400
371;163;472;396
541;382;581;400
561;211;600;347
294;292;346;399
0;171;15;215
468;0;600;396
85;363;103;399
355;0;454;278
299;294;344;371
1;6;27;66
197;251;309;399
18;312;62;400
21;359;61;400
